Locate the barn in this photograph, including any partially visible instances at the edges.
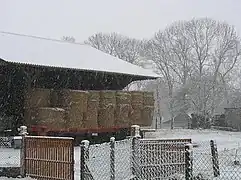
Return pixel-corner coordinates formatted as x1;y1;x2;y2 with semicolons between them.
0;32;159;140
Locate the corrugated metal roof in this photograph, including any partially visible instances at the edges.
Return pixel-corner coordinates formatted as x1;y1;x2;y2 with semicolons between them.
0;33;160;78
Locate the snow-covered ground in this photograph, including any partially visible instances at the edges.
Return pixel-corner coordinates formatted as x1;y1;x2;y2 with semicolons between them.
1;129;241;179
146;129;241;180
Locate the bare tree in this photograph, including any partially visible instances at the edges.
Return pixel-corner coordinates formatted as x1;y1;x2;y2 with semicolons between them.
62;36;76;43
146;18;241;119
85;32;144;63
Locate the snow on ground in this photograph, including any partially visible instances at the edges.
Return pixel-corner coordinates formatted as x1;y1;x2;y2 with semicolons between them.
146;129;241;179
1;129;241;179
0;140;132;180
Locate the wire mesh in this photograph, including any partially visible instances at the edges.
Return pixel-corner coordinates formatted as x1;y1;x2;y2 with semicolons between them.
192;141;214;179
132;138;191;180
115;139;132;180
215;143;241;180
192;140;241;180
0;136;12;148
81;138;132;180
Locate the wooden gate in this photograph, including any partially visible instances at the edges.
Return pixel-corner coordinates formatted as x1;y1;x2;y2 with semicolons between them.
21;136;74;180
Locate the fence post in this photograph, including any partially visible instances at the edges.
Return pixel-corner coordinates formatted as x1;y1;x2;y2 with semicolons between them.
210;140;220;177
18;126;28;177
110;137;115;180
185;143;193;180
131;125;141;178
80;140;90;180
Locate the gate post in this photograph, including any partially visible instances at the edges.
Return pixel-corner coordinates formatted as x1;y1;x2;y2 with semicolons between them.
110;137;115;180
185;143;193;180
80;140;90;180
131;125;141;178
18;126;28;177
210;140;220;177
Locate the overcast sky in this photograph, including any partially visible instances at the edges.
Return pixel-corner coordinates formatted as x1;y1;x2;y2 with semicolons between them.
1;0;240;42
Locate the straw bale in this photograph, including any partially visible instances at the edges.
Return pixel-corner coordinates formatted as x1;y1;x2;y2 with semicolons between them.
98;91;116;128
99;91;116;107
130;105;142;125
34;107;66;129
131;91;144;106
88;91;100;101
143;91;155;106
65;108;85;129
98;105;115;128
85;91;100;128
115;104;131;126
24;88;51;108
142;106;154;126
50;89;60;107
59;89;88;112
116;91;131;105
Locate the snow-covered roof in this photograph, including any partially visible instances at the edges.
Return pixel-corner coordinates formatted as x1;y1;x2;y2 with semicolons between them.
0;33;160;78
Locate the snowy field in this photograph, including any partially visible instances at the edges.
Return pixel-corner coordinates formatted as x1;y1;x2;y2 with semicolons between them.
146;129;241;179
1;129;241;179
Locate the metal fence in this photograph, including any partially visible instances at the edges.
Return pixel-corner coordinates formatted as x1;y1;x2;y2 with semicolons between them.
79;137;241;180
0;136;12;148
2;130;241;179
80;137;193;180
192;140;241;180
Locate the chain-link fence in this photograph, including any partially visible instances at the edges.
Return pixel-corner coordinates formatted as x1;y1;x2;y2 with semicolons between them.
190;140;241;180
80;138;132;180
79;137;193;180
79;137;241;180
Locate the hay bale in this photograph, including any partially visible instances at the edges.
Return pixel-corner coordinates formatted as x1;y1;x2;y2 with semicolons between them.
130;91;144;125
24;88;51;108
116;91;131;104
115;104;131;126
99;91;116;106
34;107;66;129
115;91;132;126
130;105;142;125
85;91;100;128
98;91;116;127
65;109;84;129
143;91;155;106
131;91;144;106
50;89;60;107
142;106;154;126
58;89;88;112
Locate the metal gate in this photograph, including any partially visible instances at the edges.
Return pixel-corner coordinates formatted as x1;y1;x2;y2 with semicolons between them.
133;138;192;179
21;136;74;180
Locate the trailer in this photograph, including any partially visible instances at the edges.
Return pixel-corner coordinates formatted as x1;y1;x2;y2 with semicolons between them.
0;32;159;143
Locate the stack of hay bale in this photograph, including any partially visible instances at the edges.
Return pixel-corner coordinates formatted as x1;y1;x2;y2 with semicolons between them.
115;91;132;127
24;88;67;129
34;107;66;129
142;92;155;126
85;91;100;128
130;91;144;126
24;88;155;130
98;91;116;128
57;90;88;129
